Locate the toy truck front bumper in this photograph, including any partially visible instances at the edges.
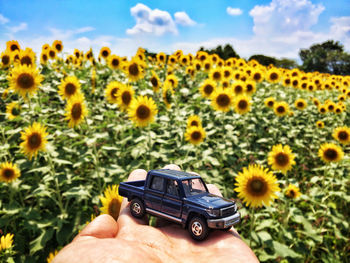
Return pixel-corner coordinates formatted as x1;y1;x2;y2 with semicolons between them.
207;212;241;229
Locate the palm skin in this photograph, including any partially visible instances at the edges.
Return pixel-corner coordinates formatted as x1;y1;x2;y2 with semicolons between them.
53;165;258;263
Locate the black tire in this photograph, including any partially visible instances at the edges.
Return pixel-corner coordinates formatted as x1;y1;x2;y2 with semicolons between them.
130;198;145;218
188;216;209;241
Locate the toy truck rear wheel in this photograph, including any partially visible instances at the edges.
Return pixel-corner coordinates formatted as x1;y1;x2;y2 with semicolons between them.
130;198;145;218
188;216;209;241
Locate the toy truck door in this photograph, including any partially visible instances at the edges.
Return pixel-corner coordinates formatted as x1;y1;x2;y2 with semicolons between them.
161;179;182;218
144;174;165;211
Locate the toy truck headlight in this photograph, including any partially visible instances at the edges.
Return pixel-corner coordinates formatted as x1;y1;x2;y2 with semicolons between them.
206;208;220;217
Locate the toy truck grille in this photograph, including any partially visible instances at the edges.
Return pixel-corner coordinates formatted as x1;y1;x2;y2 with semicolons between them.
220;205;236;217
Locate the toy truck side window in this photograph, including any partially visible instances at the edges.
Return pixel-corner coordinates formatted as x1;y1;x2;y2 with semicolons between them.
166;179;179;197
150;176;164;192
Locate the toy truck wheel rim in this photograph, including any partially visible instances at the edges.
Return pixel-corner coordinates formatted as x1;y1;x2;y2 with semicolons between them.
192;222;203;236
132;203;141;214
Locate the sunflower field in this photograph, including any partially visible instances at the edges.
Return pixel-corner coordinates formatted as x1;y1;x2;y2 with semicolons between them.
0;41;349;262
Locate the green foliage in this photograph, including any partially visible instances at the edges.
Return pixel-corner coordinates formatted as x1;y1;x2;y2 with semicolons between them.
199;44;240;60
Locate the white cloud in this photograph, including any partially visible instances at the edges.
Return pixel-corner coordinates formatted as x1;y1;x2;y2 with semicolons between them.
174;12;196;26
0;14;9;24
226;7;243;16
249;0;324;36
7;22;27;33
127;3;178;36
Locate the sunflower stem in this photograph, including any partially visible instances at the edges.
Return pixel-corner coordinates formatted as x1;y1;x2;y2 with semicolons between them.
147;125;153;170
249;208;256;247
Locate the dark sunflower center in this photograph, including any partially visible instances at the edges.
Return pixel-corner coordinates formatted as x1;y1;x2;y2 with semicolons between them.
190;121;199;127
267;101;274;107
20;56;32;66
56;44;62;51
324;149;338;160
102;50;109;57
248;178;267;196
297;102;304;108
199;55;206;61
75;52;80;58
289;190;296;198
14;54;19;61
65;83;76;95
3;168;14;179
292;80;298;86
204;84;213;95
223;82;229;88
338;131;348;141
71;103;82;120
213;72;221;80
275;153;289;166
301;83;307;89
320;107;326;113
224;71;230;78
136;105;151;120
169;79;175;86
11;107;20;116
122;92;132;105
191;131;202;140
216;94;230;107
328;105;334;111
11;44;19;51
238;100;248;110
317;123;323;127
285;79;291;85
246;84;253;92
205;63;210;70
28;133;42;149
170;58;175;63
277;106;285;113
2;55;10;65
42;54;48;61
17;73;34;89
270;73;278;80
159;55;164;61
234;85;243;94
150;77;158;87
253;73;261;81
49;50;55;58
196;64;201;70
108;198;120;221
335;108;341;113
129;63;139;76
111;88;118;99
112;59;119;67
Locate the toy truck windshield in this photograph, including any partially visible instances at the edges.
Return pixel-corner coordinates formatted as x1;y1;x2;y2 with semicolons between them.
182;178;208;196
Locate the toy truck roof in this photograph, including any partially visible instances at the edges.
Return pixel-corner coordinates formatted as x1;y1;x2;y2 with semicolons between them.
149;169;201;180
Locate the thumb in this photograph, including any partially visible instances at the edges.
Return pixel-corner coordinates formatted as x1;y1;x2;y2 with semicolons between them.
74;214;119;242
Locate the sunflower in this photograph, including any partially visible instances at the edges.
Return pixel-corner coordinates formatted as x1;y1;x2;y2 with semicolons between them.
273;101;289;117
162;84;174;109
0;233;14;251
318;143;344;163
294;98;307;110
318;105;327;114
251;69;264;82
1;88;10;99
210;87;234;112
234;164;280;208
74;49;81;59
18;48;35;67
285;184;301;199
326;101;335;112
6;40;20;52
6;101;21;120
234;95;251;115
52;40;63;53
65;93;88;128
165;74;178;89
47;250;58;263
117;84;135;111
264;97;275;108
156;52;166;64
40;52;49;65
1;51;11;68
266;68;281;84
107;55;121;70
202;59;212;72
105;81;123;104
283;76;292;87
268;144;295;174
8;65;43;98
185;126;206;145
245;80;256;95
128;95;158;127
58;76;81;100
125;59;144;82
291;77;300;89
316;121;324;128
187;115;201;128
150;71;161;92
100;185;123;222
0;162;21;183
20;122;48;160
48;48;57;60
222;66;233;80
232;81;245;96
334;105;343;114
209;68;222;82
168;55;177;65
199;79;216;98
100;46;111;60
332;127;350;145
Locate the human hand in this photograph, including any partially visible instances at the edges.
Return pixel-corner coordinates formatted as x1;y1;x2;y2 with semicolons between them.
53;164;258;263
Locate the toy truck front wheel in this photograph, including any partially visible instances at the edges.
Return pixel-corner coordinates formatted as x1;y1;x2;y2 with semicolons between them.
188;216;209;241
130;198;145;218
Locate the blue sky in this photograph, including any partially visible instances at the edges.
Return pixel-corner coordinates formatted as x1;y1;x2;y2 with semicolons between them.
0;0;349;60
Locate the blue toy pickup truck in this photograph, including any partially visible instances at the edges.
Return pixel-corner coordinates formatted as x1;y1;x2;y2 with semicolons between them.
118;169;240;240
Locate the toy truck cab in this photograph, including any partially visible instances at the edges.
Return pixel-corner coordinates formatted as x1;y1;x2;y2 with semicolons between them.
118;169;240;240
